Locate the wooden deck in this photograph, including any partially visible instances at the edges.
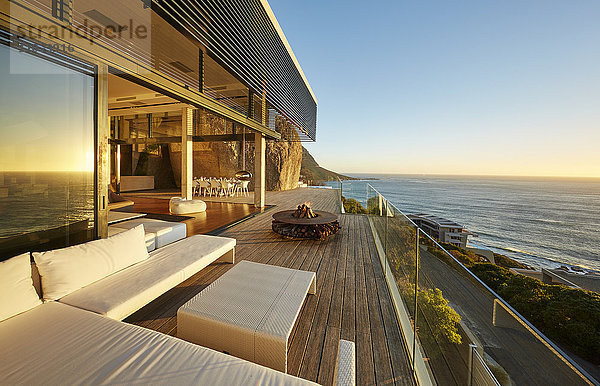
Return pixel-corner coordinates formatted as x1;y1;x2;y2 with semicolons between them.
122;194;261;236
125;188;415;385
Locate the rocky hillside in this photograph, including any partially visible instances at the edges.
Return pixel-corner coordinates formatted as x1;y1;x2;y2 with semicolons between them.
169;139;302;191
301;147;356;181
135;126;351;190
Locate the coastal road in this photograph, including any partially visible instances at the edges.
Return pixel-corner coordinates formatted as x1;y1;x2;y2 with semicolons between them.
418;247;590;385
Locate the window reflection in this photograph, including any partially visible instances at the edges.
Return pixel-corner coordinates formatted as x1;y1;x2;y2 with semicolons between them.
0;43;95;259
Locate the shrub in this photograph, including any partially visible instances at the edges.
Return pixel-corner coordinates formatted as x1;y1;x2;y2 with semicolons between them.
469;263;600;364
493;253;531;269
341;196;367;214
417;287;463;345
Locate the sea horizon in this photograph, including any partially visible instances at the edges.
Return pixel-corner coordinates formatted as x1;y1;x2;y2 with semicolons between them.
345;172;600;182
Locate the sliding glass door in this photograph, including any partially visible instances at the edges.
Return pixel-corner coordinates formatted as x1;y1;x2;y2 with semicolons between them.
0;36;96;259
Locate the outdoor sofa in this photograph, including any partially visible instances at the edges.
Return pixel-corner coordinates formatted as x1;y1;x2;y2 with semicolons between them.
0;226;313;385
0;224;354;384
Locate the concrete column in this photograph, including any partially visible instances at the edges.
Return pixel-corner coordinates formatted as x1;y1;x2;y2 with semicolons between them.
254;132;266;208
96;63;109;238
181;107;194;199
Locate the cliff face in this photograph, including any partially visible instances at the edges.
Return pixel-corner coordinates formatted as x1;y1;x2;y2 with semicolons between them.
168;138;302;191
301;146;356;181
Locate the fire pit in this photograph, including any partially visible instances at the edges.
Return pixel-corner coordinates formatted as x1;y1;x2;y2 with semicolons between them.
272;203;340;240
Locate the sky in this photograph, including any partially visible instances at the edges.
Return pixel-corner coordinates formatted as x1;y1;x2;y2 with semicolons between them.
269;0;600;178
0;44;94;172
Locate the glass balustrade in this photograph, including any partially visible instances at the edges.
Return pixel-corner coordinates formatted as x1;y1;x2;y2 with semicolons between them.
352;182;595;385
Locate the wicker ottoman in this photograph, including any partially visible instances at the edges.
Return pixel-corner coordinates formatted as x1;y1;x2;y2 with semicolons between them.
177;261;316;373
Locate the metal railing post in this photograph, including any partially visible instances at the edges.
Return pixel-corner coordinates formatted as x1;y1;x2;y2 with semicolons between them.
384;199;388;276
468;344;476;386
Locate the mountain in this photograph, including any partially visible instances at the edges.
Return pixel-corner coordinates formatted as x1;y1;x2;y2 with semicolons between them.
300;147;357;181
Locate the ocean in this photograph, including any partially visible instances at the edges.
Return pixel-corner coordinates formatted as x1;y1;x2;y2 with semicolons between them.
336;175;600;272
0;172;94;238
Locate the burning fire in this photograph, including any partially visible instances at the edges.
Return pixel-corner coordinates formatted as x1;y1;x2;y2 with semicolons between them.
293;202;318;219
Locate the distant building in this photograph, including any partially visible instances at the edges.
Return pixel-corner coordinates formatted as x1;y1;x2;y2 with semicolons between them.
408;213;472;248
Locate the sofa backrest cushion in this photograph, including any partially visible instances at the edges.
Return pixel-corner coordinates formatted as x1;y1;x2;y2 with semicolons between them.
0;253;42;322
32;225;149;301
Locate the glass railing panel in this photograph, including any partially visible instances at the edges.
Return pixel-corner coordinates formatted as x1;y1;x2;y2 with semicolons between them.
362;183;595;385
366;185;386;242
416;232;593;385
383;203;419;357
340;180;368;209
415;233;472;385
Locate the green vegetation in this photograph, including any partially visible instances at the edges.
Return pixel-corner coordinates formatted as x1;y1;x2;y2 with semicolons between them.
470;263;600;364
426;240;600;364
366;196;383;215
492;252;531;269
434;241;484;265
417;287;463;345
383;225;463;355
341;196;366;214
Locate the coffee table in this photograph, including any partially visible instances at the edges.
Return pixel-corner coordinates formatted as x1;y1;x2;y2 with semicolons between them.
177;261;316;373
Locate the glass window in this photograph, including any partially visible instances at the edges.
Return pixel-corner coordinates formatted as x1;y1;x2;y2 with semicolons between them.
0;42;95;259
152;112;181;137
123;114;149;139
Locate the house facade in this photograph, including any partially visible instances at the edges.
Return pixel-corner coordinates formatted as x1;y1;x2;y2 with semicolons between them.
408;213;471;248
0;0;316;258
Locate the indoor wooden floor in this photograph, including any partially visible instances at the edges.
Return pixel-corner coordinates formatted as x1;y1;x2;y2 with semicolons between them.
123;195;262;235
125;188;415;385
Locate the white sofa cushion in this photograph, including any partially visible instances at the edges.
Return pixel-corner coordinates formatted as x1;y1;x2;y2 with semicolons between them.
0;253;42;322
33;225;149;301
0;302;315;385
111;218;187;248
108;226;157;252
59;234;235;320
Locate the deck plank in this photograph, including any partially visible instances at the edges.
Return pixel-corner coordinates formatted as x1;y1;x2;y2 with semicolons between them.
359;215;395;385
298;242;339;382
354;216;376;386
341;215;357;342
125;188;414;385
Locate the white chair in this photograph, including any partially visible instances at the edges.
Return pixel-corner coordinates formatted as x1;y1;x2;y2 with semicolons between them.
197;180;210;196
237;180;249;196
209;179;221;197
221;180;234;197
192;180;200;196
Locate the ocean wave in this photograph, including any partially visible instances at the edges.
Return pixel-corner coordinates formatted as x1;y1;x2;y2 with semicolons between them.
499;246;536;256
533;218;562;224
479;242;600;273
